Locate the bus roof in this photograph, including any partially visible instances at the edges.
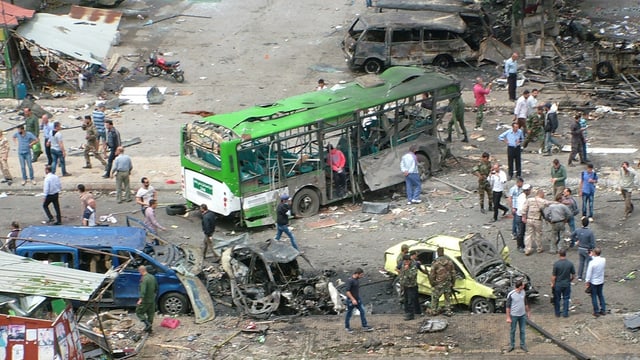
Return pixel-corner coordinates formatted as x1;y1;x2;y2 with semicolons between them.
355;10;468;33
18;226;148;250
197;66;460;140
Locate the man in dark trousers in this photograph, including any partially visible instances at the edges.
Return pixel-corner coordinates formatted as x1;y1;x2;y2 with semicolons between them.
42;165;62;225
572;217;596;281
102;119;121;178
398;254;419;320
344;268;374;334
275;194;299;250
136;265;158;333
551;249;576;317
200;204;217;260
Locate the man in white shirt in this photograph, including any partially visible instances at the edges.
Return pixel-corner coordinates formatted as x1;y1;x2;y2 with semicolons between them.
400;145;422;205
488;163;509;222
515;184;531;252
585;247;606;317
42;165;62;225
513;90;530;134
136;177;158;214
526;88;539;118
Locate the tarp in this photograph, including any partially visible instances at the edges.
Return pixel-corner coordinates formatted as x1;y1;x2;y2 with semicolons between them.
15;5;122;64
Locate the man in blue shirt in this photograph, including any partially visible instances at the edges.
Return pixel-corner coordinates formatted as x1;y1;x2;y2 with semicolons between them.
498;122;525;180
504;53;519;101
578;163;598;221
42;165;62;225
12;125;38;186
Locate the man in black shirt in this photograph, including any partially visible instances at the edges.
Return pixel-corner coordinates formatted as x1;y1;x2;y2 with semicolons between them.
274;194;299;250
201;204;217;260
551;249;576;317
344;268;374;334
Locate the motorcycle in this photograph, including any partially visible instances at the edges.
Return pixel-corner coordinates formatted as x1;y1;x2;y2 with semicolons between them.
145;51;185;83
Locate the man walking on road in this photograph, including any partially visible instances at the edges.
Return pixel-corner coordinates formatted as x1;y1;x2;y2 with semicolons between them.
41;115;54;165
445;95;468;143
488;163;509;222
136;265;158;333
42;165;62;225
513;90;530;133
136;177;158;214
23;108;42;162
401;145;422;204
568;114;586;166
111;146;133;203
82;115;106;169
543;102;561;156
472;152;493;214
103;119;121;178
498;122;524;180
429;247;456;316
473;77;492;131
572;217;595;281
344;268;374;334
201;204;217;260
550;159;567;198
275;194;299;250
551;249;575;318
619;161;637;220
144;200;166;235
49;121;71;176
506;279;530;353
585;248;606;317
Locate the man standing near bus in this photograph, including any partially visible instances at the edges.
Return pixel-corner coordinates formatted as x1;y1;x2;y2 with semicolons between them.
445;95;468;143
201;204;217;260
275;194;300;251
327;144;347;197
401;145;422;205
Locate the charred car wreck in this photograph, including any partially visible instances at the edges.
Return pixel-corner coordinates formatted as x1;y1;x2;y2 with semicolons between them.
207;240;342;318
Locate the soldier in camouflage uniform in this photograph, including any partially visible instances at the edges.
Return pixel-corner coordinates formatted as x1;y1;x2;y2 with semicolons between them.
398;254;420;320
82;115;106;169
472;152;493;214
522;106;545;150
429;247;456;315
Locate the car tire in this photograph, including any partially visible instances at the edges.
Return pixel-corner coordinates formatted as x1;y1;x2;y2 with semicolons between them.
470;296;495;314
595;61;614;79
363;58;384;74
159;292;189;315
166;204;187;216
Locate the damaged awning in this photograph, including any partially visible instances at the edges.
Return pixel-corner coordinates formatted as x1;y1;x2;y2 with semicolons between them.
15;5;122;64
0;251;113;301
0;1;35;26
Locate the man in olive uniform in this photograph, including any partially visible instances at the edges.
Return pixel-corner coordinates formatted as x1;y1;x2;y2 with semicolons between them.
429;247;456;315
522;106;545;150
24;108;42;162
472;152;493;214
82;115;106;169
136;265;158;333
399;254;420;320
445;96;468;143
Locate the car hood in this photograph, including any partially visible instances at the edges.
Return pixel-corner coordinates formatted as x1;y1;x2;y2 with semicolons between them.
153;244;203;276
459;233;504;278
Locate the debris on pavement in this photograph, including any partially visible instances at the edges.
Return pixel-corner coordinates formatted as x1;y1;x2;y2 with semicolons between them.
418;318;448;333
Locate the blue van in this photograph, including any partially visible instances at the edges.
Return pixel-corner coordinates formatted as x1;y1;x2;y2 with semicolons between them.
16;226;214;323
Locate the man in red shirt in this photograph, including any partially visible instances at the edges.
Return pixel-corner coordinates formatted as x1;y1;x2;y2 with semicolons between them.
473;77;492;131
327;144;347;197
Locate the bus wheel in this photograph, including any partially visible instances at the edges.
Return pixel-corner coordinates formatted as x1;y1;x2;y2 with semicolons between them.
433;55;452;69
363;59;383;74
292;188;320;218
416;153;431;181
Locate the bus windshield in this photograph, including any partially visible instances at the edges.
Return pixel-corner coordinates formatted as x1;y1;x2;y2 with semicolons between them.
181;66;461;228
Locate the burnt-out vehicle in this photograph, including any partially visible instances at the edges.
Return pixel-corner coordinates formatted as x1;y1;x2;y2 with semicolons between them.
383;232;539;313
205;240;342;318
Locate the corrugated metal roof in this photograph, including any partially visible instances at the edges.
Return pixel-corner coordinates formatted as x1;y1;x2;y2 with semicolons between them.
0;251;111;301
15;5;122;64
0;1;35;26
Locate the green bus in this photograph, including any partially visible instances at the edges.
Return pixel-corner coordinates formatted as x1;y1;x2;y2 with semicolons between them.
180;66;461;227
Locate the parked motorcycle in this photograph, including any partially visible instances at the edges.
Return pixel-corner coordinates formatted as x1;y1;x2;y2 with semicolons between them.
146;51;184;83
